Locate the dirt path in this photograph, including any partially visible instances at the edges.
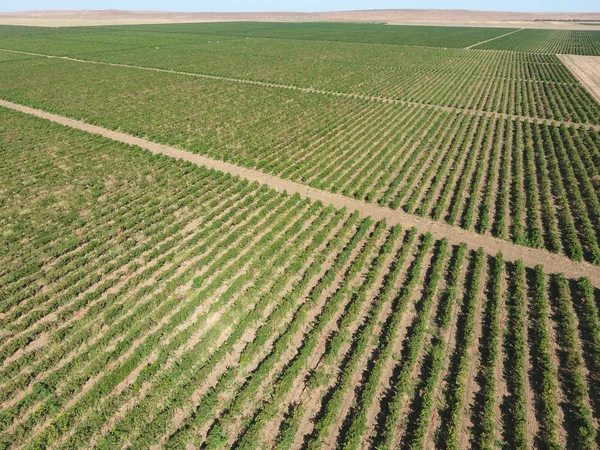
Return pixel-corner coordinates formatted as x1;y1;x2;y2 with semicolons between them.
465;28;524;50
0;48;598;132
2;98;600;288
558;54;600;104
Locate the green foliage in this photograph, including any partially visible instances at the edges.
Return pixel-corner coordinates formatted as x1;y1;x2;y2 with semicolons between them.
1;23;600;450
473;28;600;55
1;28;600;262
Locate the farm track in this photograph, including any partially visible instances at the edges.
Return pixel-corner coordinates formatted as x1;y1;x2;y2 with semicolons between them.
0;47;599;131
2;98;600;289
465;28;525;50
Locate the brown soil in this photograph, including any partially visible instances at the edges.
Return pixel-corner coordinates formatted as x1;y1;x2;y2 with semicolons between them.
2;333;47;367
558;55;600;104
1;9;599;29
1;99;600;289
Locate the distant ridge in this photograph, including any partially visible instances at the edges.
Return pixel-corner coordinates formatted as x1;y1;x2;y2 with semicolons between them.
1;9;599;28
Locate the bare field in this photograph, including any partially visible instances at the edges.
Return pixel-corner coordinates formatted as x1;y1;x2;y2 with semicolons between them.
559;54;600;103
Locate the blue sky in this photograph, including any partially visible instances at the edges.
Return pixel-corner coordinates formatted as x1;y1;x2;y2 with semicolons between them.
0;1;598;13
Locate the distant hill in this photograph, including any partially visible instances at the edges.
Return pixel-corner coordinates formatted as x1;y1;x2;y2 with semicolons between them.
1;8;600;28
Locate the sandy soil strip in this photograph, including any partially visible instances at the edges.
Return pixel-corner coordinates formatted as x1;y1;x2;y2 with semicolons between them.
0;48;598;132
558;54;600;104
465;28;524;49
1;99;599;288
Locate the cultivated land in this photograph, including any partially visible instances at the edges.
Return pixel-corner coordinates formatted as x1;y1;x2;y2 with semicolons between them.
1;20;600;450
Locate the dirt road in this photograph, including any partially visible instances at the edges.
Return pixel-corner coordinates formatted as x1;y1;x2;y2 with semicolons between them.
464;28;524;49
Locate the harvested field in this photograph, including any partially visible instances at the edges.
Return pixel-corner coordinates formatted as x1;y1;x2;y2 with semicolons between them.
1;20;600;450
559;54;600;103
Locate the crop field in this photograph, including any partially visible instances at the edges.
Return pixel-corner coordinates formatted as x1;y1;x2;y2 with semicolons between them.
1;49;600;262
1;21;600;450
0;22;521;48
472;29;600;55
1;27;600;121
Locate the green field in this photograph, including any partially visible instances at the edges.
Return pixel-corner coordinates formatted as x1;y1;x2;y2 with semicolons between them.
1;26;599;120
1;34;600;262
473;28;600;54
1;21;600;450
0;22;520;48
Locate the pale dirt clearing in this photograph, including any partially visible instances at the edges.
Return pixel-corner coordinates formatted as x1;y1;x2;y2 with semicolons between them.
1;98;599;288
559;54;600;104
0;48;598;132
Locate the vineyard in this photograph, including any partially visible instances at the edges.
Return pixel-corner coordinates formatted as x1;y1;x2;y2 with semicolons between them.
1;20;600;450
1;28;599;122
0;22;520;48
473;28;600;55
0;48;600;262
1;109;599;449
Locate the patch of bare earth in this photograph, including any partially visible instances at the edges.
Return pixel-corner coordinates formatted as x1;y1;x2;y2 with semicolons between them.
558;55;600;104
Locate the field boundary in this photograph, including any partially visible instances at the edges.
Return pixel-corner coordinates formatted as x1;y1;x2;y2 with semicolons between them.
2;97;600;286
0;47;598;131
465;28;524;49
